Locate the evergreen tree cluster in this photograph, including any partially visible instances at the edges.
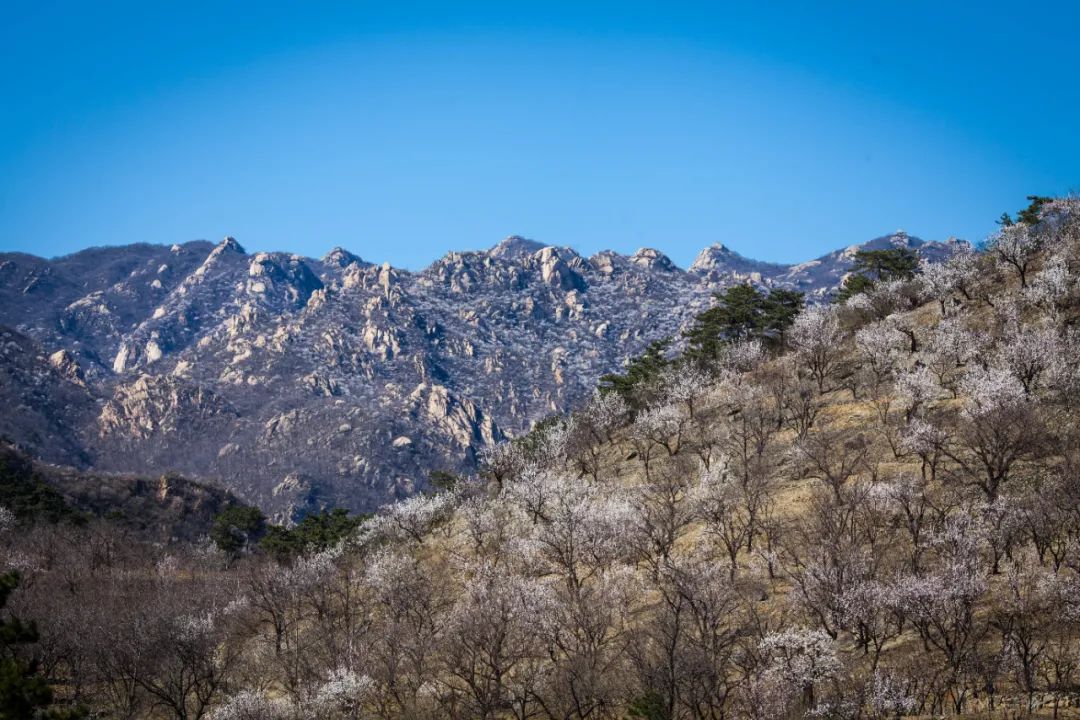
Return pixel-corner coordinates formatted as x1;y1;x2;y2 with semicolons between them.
598;338;673;410
835;246;919;302
682;285;803;364
209;505;368;563
260;508;366;562
599;285;804;409
0;572;84;719
0;449;81;526
998;194;1053;227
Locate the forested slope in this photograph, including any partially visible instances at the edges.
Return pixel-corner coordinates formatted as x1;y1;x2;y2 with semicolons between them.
3;197;1080;719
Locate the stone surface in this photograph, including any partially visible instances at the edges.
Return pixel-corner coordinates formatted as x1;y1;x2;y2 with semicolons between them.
0;232;965;517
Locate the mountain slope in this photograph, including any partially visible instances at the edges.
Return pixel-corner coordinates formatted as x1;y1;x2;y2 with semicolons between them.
0;232;964;515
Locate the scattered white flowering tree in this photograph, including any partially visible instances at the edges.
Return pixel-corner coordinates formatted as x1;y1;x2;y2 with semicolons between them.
793;423;870;503
918;245;982;312
789;305;845;393
757;627;842;713
689;459;766;579
630;403;690;478
995;318;1064;394
855;320;908;387
922;314;987;394
989;223;1044;287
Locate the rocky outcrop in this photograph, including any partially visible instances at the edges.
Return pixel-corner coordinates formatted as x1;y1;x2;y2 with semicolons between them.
0;326;96;465
0;232;967;515
98;374;236;440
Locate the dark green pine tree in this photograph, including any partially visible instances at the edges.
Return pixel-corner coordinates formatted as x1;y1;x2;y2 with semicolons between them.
0;572;84;719
260;508;367;563
850;247;919;282
1016;195;1052;226
834;247;919;303
761;288;804;349
835;272;876;304
210;505;267;558
598;337;672;409
683;285;762;365
683;284;804;364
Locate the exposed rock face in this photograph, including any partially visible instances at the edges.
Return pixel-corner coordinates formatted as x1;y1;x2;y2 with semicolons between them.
98;374;236;440
689;232;967;301
0;326;96;465
0;232;965;516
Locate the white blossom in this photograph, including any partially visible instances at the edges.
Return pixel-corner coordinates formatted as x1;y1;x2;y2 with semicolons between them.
759;627;841;690
580;389;629;440
0;506;14;535
655;363;711;414
789;305;844;391
508;472;635;578
855;320;907;380
995;319;1065;393
1025;253;1072;306
989;223;1043;286
364;491;456;544
958;364;1026;418
863;278;914;316
175;610;217;644
924;315;987;369
209;691;293;720
717;338;766;374
867;671;918;717
155;553;180;578
311;667;374;715
632;403;685;451
898;417;947;456
894;366;940;414
918;244;980;305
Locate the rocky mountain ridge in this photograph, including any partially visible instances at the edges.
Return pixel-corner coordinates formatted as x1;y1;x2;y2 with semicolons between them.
0;232;965;517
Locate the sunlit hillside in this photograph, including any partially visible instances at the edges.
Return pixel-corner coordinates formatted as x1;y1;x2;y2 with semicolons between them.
4;197;1080;719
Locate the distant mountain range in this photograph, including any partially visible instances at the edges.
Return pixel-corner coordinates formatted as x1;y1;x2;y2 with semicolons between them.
0;232;966;518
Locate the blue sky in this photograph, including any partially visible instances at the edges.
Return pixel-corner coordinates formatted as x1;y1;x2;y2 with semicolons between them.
1;2;1077;269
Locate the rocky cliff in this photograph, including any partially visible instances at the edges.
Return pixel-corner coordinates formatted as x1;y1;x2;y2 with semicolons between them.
0;232;964;517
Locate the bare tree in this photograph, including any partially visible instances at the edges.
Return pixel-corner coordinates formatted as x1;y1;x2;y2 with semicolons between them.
793;423;870;504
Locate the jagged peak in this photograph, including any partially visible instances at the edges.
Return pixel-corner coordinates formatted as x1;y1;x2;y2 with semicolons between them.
703;241;736;254
690;242;786;274
489;235;547;260
630;247;678;272
886;229;921;248
859;231;925;252
322;247;364;268
214;236;246;255
690;243;734;271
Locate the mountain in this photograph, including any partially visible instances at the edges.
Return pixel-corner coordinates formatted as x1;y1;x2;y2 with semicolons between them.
0;232;964;517
689;231;967;300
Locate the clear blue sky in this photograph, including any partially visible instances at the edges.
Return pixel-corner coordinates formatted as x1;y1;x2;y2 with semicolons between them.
1;1;1077;269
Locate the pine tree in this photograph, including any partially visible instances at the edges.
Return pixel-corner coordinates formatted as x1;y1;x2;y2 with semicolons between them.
761;288;805;349
210;505;266;557
683;285;804;364
834;247;919;303
0;572;83;719
1017;195;1052;226
850;247;918;281
599;338;672;409
260;508;366;562
835;273;876;303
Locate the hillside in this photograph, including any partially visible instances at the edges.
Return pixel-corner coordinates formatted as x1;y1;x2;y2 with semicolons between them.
0;232;963;517
2;197;1079;719
0;441;243;543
